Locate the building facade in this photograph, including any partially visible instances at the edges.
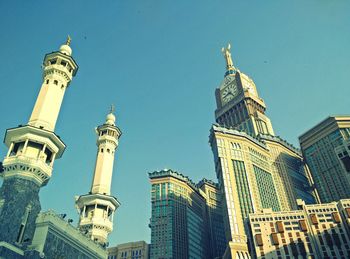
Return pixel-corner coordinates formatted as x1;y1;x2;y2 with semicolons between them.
249;199;350;258
149;169;226;259
108;241;149;259
198;179;227;258
210;45;318;258
299;116;350;203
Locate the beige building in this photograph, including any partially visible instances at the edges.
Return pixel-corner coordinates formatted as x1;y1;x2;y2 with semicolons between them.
299;116;350;203
210;45;318;258
249;199;350;258
108;241;149;259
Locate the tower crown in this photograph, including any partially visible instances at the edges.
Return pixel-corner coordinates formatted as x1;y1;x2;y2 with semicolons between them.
215;45;275;136
105;105;116;126
59;35;72;56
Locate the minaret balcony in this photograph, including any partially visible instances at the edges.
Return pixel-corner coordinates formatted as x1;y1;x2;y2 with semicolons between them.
1;154;53;186
79;217;113;232
43;65;73;82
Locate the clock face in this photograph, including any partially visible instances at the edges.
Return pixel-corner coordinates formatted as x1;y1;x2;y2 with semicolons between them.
223;75;234;87
221;79;238;105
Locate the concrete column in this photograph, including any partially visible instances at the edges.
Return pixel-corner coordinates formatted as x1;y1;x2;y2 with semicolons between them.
22;139;29;153
50;153;56;167
6;142;14;157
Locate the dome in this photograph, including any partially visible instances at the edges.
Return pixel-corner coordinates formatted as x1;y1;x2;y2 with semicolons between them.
59;44;72;56
105;112;116;126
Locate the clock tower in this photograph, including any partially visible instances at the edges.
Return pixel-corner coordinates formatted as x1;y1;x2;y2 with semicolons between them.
215;44;274;137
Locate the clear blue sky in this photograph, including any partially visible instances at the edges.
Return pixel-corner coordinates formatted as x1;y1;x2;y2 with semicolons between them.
0;1;349;245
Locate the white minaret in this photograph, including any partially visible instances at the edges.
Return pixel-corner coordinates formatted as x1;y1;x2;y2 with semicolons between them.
0;38;78;246
75;107;121;246
1;37;78;187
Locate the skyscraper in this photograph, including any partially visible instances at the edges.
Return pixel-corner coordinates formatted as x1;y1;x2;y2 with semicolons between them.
76;108;122;246
149;169;208;259
209;44;318;258
148;169;226;259
299;116;350;203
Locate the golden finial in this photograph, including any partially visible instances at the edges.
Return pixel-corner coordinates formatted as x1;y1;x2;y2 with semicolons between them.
66;35;71;46
221;43;234;71
110;104;115;114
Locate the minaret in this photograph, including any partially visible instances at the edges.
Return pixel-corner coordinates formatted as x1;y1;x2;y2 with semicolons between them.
215;43;274;136
75;107;121;246
0;37;78;247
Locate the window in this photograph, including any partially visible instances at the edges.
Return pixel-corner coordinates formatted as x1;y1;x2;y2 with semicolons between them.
50;59;57;65
46;79;49;84
60;60;67;67
54;80;58;85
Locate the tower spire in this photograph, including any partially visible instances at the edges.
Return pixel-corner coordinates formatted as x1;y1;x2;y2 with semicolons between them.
66;35;71;46
221;43;236;76
110;104;115;114
76;108;122;245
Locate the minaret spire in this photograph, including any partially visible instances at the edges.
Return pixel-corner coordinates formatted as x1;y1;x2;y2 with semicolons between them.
66;35;71;46
221;43;236;76
76;108;122;245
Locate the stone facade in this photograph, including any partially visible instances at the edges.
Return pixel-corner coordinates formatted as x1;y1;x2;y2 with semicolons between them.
0;178;41;248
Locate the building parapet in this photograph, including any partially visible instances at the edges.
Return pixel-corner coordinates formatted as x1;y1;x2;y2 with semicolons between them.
30;210;107;259
259;134;301;155
149;169;199;193
197;178;219;189
210;124;268;150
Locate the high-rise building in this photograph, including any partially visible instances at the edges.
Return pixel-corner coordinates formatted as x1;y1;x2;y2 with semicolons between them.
149;169;208;259
209;45;318;258
248;199;350;258
148;169;226;259
299;116;350;203
0;39;107;259
108;240;149;259
76;108;122;246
